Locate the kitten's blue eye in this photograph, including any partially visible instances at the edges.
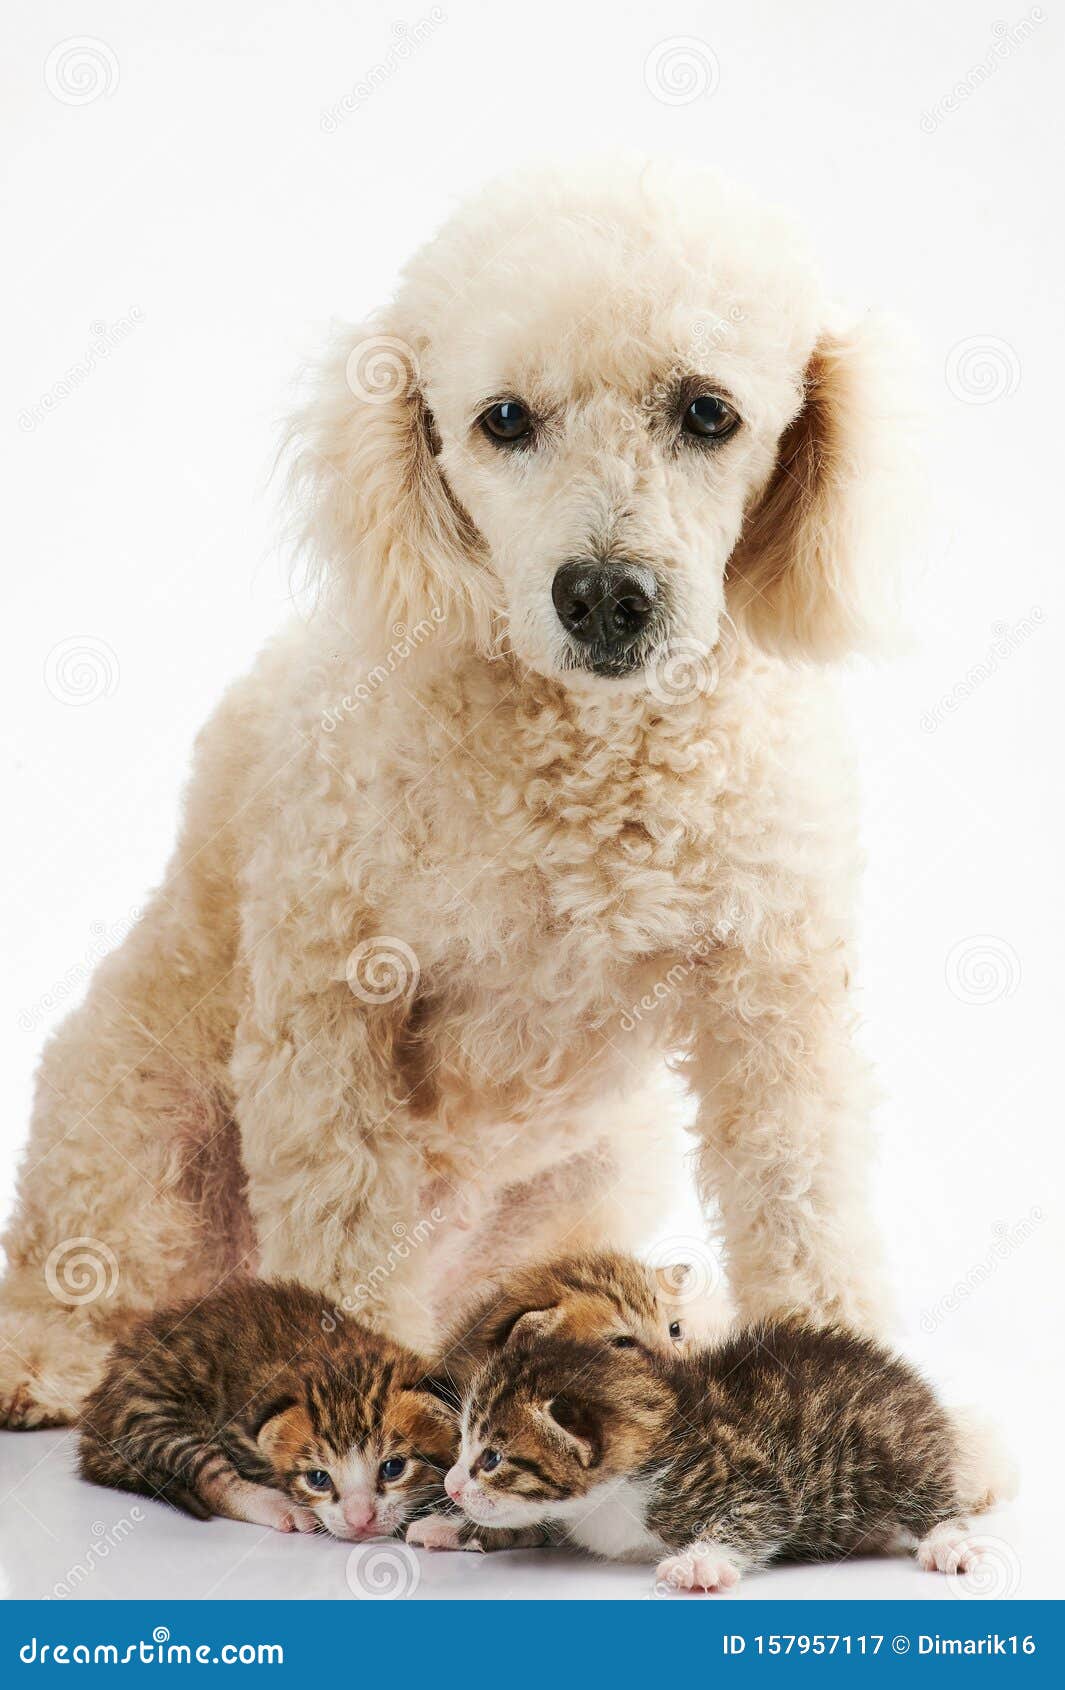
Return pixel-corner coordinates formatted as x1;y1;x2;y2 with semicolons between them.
682;395;740;440
380;1456;407;1482
480;1449;502;1473
481;400;531;444
304;1469;332;1492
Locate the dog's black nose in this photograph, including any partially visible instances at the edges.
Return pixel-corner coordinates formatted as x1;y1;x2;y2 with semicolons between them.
551;561;658;651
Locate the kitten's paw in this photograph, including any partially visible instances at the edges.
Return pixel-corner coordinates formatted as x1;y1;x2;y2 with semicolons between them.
406;1516;479;1552
656;1545;742;1595
245;1486;316;1534
917;1521;980;1575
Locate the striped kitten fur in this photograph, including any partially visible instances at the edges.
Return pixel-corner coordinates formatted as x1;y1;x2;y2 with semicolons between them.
440;1250;689;1384
442;1321;991;1590
78;1278;455;1539
407;1250;688;1553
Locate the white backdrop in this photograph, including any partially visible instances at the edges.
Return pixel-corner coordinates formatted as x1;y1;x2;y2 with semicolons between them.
3;0;1062;1597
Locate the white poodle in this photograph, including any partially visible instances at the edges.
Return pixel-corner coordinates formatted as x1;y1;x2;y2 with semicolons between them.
1;158;907;1425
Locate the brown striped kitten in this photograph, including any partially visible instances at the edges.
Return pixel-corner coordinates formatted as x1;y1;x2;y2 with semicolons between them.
444;1322;991;1591
407;1250;687;1554
78;1278;455;1540
441;1250;690;1386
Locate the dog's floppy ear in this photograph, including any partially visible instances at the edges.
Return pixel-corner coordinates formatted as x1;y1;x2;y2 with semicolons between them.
727;317;908;662
285;317;496;652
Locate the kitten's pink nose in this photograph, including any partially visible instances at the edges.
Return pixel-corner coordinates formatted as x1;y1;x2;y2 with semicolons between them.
342;1498;377;1534
445;1463;468;1502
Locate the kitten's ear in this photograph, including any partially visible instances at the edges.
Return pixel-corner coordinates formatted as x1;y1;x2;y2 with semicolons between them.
392;1389;458;1464
541;1395;600;1468
417;1373;462;1412
506;1307;565;1345
256;1401;312;1463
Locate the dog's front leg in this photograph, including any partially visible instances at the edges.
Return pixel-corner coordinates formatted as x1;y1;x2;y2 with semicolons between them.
231;981;424;1324
688;942;889;1333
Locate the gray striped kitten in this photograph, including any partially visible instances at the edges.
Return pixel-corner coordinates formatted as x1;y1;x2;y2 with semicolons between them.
439;1321;1001;1590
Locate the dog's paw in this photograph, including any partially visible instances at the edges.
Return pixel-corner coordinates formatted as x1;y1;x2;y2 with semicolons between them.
406;1515;474;1552
917;1521;981;1576
656;1543;742;1594
0;1306;110;1428
0;1378;62;1430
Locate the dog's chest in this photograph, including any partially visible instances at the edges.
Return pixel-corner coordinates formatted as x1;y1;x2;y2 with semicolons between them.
373;764;729;1127
432;734;732;963
527;824;722;978
337;674;762;1100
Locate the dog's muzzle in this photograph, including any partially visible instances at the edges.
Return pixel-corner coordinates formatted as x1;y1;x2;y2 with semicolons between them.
552;559;661;676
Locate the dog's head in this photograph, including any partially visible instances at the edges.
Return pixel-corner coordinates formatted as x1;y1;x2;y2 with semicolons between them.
290;160;906;685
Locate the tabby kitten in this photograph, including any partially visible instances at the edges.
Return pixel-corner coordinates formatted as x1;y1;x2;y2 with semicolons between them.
406;1250;686;1554
440;1250;690;1385
444;1322;990;1590
79;1278;455;1539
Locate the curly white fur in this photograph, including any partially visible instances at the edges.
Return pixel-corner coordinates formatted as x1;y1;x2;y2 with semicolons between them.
1;158;909;1425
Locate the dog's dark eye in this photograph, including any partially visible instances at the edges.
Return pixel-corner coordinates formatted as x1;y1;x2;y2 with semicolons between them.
482;400;532;444
612;1335;638;1350
669;1320;683;1341
682;395;739;440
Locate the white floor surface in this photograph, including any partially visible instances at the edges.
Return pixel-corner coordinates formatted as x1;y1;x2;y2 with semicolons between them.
0;1429;1042;1603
